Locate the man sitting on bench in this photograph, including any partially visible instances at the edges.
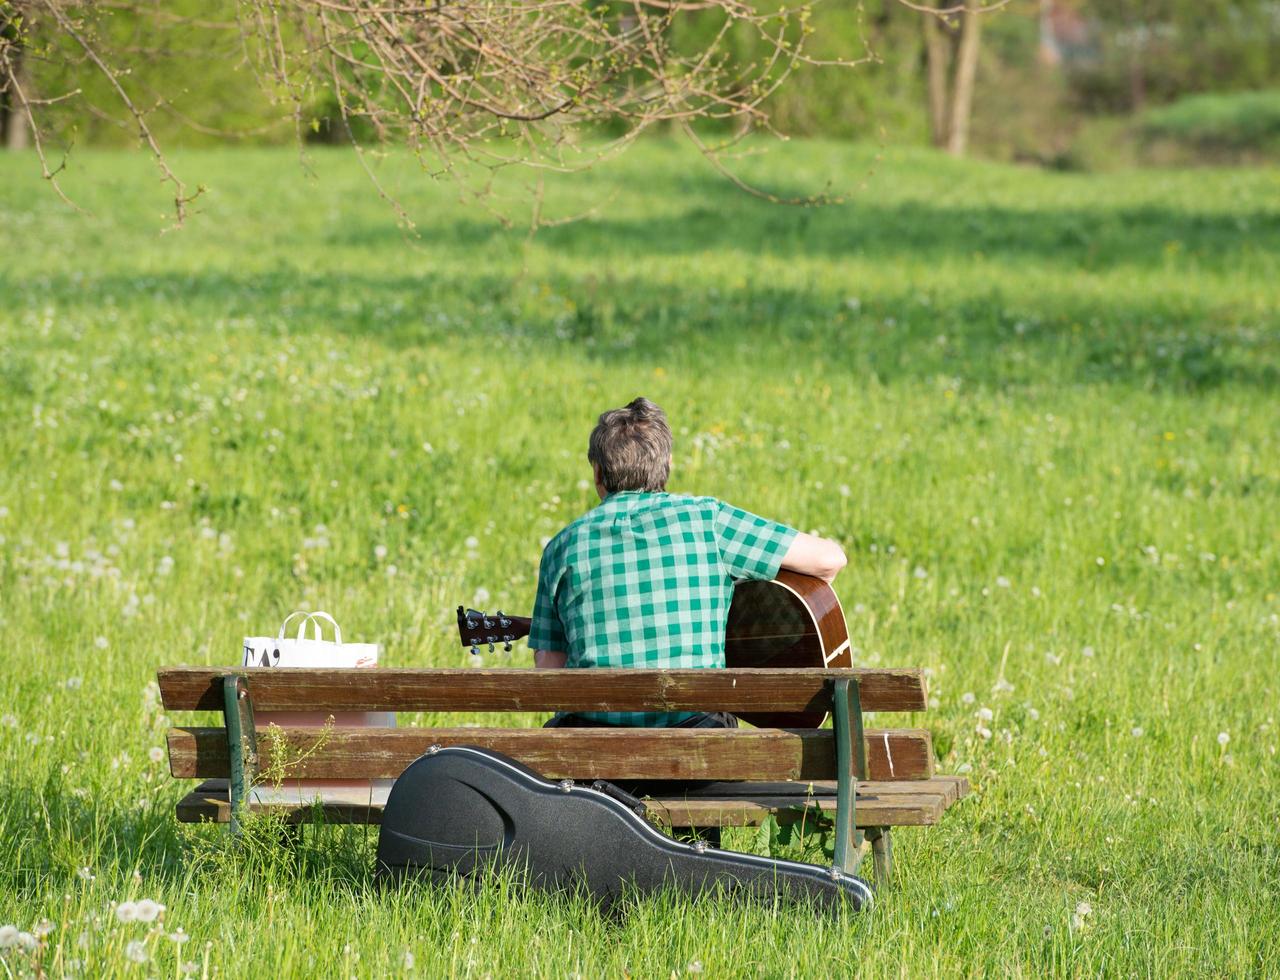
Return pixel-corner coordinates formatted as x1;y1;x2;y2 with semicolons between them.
530;396;848;736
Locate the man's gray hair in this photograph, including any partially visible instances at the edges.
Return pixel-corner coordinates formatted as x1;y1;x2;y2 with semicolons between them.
588;397;672;494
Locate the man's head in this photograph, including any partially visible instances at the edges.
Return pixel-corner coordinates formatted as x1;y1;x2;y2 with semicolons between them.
588;397;672;498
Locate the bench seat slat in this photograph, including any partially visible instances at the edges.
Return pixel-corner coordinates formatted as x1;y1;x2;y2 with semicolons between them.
647;794;945;828
167;725;934;782
157;667;927;714
175;777;967;828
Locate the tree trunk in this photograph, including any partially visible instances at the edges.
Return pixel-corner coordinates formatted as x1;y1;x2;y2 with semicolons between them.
1127;44;1146;112
923;14;951;148
946;0;981;157
2;44;31;151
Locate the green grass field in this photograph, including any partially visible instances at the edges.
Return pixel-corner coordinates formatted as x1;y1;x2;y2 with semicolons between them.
1;141;1278;977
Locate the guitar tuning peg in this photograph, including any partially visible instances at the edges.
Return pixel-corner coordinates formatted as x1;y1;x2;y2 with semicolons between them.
470;644;479;657
488;642;495;653
503;641;512;653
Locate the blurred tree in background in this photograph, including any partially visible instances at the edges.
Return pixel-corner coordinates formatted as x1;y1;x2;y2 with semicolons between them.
1;1;287;149
1063;0;1280;111
3;0;1278;179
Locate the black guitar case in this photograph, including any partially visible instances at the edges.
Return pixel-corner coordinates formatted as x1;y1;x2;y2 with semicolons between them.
375;746;872;912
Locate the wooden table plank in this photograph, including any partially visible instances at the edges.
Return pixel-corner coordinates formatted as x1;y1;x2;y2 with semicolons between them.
167;725;934;782
158;667;928;714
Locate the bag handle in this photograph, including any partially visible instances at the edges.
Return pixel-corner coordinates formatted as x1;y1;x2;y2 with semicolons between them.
278;610;319;641
302;611;343;645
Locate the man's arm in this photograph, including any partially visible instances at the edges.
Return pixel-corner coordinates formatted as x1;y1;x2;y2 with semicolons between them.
529;540;569;668
779;531;847;583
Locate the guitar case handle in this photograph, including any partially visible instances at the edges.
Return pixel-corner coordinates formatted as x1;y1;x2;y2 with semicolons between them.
589;779;648;816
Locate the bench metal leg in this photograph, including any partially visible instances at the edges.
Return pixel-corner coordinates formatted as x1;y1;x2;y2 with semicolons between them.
866;827;893;887
222;674;259;837
829;677;866;875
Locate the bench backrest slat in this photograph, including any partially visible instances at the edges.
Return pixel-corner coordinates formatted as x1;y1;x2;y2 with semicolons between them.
167;725;933;782
157;667;927;714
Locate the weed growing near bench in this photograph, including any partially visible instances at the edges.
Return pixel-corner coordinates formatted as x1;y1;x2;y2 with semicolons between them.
0;141;1277;975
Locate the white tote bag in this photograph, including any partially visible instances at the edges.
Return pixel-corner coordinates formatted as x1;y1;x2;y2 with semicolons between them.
242;611;394;806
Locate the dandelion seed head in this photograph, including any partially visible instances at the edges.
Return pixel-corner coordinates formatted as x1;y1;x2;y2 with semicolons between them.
1218;731;1229;746
961;692;976;705
134;899;164;923
977;707;994;722
125;939;148;963
115;902;137;923
1131;727;1144;738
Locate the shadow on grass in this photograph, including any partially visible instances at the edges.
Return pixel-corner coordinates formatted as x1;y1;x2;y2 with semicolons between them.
0;775;380;900
4;261;1275;393
326;170;1280;272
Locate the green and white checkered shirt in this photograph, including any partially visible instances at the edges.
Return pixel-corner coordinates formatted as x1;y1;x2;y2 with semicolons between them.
529;491;798;726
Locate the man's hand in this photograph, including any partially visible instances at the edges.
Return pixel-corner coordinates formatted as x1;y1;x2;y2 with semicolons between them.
534;649;568;668
780;531;847;583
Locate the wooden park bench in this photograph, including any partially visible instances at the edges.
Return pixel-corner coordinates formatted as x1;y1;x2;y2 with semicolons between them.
157;667;968;885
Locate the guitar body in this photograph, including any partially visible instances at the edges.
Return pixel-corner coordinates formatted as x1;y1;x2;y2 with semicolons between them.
724;570;852;728
457;571;852;728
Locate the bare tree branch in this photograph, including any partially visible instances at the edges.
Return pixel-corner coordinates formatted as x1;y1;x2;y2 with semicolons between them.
1;0;1007;228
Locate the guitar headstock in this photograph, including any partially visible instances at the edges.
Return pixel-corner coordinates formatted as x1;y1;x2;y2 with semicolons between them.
456;606;533;653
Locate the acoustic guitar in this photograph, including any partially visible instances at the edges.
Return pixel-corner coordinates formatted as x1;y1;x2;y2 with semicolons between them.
456;570;852;728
